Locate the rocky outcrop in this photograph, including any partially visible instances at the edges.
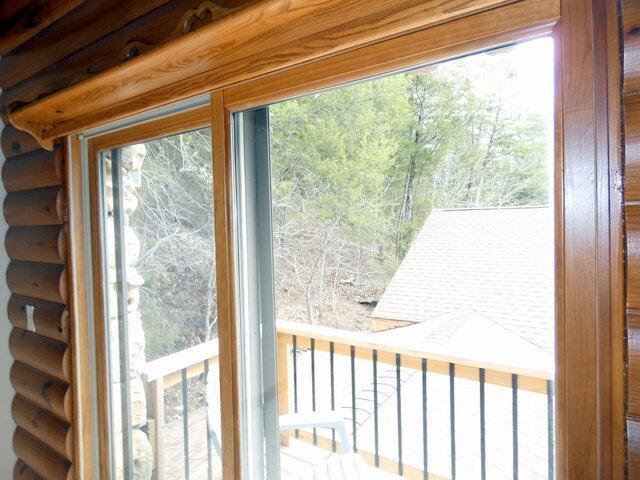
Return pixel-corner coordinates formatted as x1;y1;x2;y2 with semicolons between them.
105;144;153;479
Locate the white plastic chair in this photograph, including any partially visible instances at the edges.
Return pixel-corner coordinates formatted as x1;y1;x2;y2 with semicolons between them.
206;366;369;479
279;411;353;453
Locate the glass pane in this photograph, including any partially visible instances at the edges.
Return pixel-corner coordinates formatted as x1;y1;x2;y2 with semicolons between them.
100;127;222;479
234;37;555;480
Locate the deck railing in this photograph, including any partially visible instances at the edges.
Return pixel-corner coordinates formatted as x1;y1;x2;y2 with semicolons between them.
141;321;554;480
142;340;219;480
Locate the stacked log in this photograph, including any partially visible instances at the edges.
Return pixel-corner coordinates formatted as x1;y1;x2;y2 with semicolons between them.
2;126;73;480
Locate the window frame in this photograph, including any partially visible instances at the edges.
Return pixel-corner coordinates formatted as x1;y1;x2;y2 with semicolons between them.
66;0;625;478
211;1;622;479
76;102;213;480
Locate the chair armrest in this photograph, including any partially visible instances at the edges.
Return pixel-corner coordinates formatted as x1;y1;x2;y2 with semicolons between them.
279;411;353;453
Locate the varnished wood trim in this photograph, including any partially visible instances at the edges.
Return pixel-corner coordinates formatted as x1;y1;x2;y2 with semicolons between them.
67;134;95;479
84;106;214;479
605;0;625;475
11;0;523;147
211;90;241;480
85;135;112;480
89;104;211;152
224;0;559;111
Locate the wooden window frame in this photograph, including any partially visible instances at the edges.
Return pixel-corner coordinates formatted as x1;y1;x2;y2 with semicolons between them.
65;0;624;479
71;104;213;480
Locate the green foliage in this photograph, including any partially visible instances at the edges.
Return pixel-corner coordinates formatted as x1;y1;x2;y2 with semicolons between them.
269;52;550;326
131;46;551;350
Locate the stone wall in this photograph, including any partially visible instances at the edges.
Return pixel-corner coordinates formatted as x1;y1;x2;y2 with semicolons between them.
105;144;153;479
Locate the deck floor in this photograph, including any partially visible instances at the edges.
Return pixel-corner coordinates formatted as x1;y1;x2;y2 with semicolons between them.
162;406;405;480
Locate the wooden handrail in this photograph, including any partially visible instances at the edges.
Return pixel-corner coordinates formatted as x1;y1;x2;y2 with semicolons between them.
276;320;553;380
141;320;552;394
141;340;218;383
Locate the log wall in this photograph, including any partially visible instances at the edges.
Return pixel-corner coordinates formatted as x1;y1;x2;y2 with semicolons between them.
1;126;72;479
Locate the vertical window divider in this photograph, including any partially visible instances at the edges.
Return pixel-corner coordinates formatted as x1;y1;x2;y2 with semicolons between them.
212;90;243;480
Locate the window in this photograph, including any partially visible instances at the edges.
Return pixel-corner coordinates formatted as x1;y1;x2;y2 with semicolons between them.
89;113;224;479
232;38;555;479
73;2;621;478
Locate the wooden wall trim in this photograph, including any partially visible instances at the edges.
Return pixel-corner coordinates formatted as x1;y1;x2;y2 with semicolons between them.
223;0;559;111
6;0;523;149
553;0;624;478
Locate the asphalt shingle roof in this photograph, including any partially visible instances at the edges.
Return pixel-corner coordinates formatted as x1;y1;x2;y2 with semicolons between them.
372;206;554;353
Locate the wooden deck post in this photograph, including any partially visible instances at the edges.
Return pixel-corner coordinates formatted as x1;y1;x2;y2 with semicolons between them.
277;335;290;446
147;377;165;480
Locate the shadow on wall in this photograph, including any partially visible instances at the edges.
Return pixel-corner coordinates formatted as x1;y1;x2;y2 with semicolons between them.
0;103;17;477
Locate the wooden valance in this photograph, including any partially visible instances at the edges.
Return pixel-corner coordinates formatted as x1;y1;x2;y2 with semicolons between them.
5;0;553;150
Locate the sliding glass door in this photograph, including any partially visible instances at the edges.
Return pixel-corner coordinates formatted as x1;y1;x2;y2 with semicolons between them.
232;38;555;480
232;108;281;479
89;113;226;480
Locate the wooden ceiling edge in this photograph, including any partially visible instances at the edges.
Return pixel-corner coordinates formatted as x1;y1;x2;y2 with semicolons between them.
4;0;528;142
5;110;54;151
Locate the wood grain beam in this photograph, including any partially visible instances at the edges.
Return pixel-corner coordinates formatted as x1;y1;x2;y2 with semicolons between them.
4;187;66;227
9;329;71;383
13;459;43;480
2;148;63;193
8;295;70;343
0;126;42;159
0;0;252;110
6;261;68;304
0;0;170;90
0;0;85;56
6;226;67;265
10;362;72;421
13;428;72;480
5;0;523;146
12;396;73;461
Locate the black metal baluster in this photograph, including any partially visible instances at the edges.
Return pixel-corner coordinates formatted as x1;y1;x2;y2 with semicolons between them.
204;360;213;480
311;338;317;445
422;358;428;480
512;374;519;480
396;353;403;476
480;368;486;480
449;363;456;480
182;368;190;480
330;342;336;452
373;349;380;467
293;335;299;439
547;380;555;480
351;345;357;452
